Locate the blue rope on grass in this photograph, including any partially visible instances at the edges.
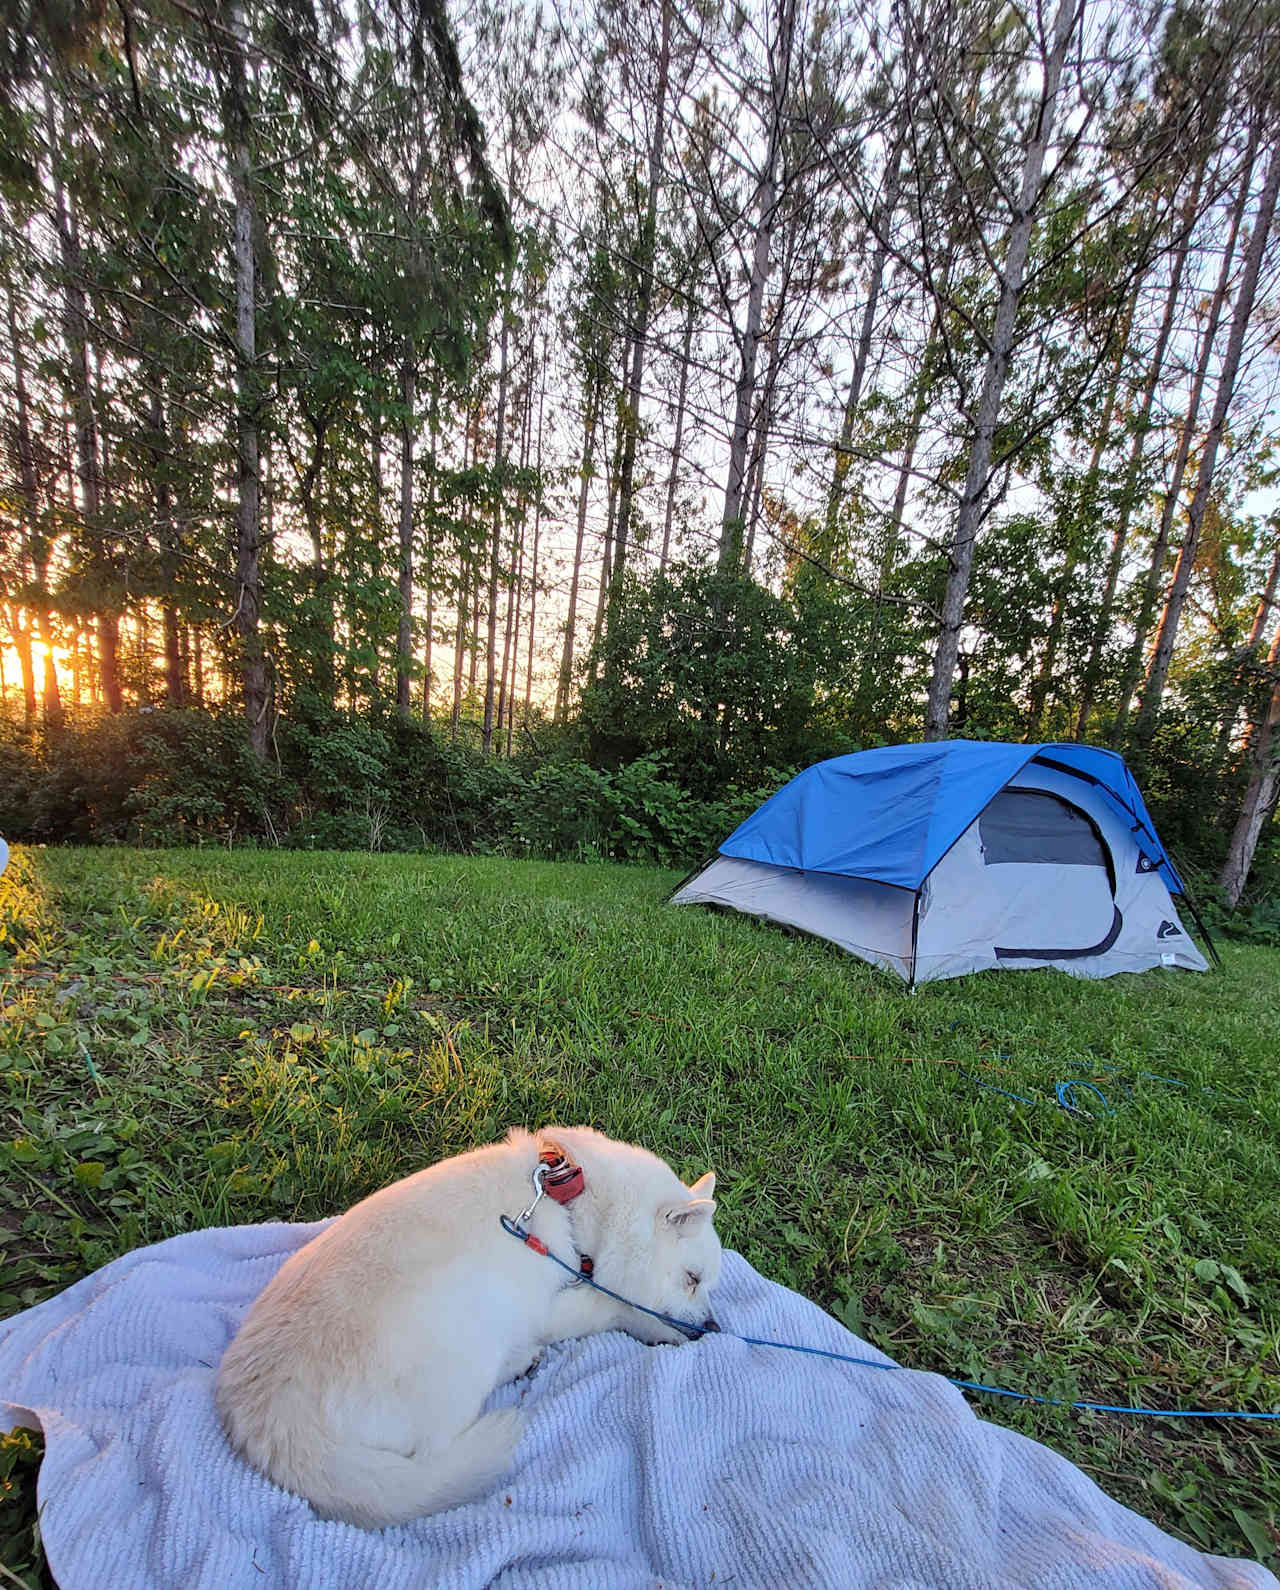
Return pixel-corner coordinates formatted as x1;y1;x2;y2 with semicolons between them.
956;1068;1115;1119
1055;1079;1114;1116
500;1217;1279;1424
945;1028;1239;1120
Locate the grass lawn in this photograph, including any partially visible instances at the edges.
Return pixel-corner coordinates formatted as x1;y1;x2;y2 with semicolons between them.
1;845;1278;1582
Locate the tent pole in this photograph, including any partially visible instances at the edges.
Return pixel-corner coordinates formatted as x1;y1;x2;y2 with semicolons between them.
1178;888;1223;968
1161;841;1222;968
908;891;921;989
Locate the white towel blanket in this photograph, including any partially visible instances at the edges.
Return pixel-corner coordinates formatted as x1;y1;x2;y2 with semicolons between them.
1;1220;1274;1590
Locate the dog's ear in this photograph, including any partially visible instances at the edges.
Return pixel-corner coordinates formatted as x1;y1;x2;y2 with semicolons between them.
687;1171;716;1200
660;1197;716;1233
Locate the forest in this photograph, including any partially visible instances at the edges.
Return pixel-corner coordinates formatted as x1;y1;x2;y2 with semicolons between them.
2;0;1279;918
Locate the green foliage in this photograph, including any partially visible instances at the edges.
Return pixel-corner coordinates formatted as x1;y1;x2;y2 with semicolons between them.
0;708;273;846
0;707;785;869
0;1427;45;1588
1201;895;1280;947
580;563;851;793
483;753;776;866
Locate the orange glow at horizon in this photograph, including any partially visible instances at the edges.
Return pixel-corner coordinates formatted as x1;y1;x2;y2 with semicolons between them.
0;638;75;697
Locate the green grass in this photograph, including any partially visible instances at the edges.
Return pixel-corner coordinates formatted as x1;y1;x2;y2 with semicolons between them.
1;846;1278;1582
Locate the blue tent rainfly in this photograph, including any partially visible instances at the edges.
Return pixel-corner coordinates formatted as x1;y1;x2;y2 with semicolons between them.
672;741;1209;986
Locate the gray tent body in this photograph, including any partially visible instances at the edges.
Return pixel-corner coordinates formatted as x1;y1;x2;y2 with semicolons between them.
673;760;1208;985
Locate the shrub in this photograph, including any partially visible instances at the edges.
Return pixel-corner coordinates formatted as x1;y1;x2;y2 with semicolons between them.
0;705;793;870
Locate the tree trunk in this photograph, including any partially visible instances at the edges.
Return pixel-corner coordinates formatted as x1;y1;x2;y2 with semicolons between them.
468;572;482;699
824;85;914;547
10;614;37;725
190;626;202;706
422;385;439;715
661;293;696;573
361;379;384;709
1074;164;1207;739
451;396;477;739
397;345;416;718
25;533;62;726
161;605;181;706
556;381;600;721
43;200;122;713
611;0;672;611
1219;618;1280;908
6;272;40;522
295;405;335;708
162;600;184;710
498;371;533;748
1112;135;1256;741
45;96;113;715
1217;539;1280;763
146;389;184;709
719;0;797;571
923;0;1080;741
221;2;269;760
6;269;61;726
46;96;101;529
742;323;782;572
504;514;525;757
588;399;623;684
181;621;192;705
452;557;471;742
524;359;546;718
135;604;151;706
498;530;520;746
743;429;768;573
824;223;892;548
483;296;513;754
861;325;936;710
70;625;81;708
1135;132;1280;743
37;615;62;724
1027;339;1127;737
1246;544;1280;653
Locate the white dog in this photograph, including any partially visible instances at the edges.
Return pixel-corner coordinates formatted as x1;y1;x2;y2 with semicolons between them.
216;1126;721;1528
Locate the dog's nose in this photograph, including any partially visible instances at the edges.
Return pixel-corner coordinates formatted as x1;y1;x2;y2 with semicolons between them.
701;1317;720;1333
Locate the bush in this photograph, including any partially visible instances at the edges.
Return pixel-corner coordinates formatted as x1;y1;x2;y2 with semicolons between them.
0;720;39;838
1200;893;1280;947
0;705;785;870
580;564;841;794
1;709;273;846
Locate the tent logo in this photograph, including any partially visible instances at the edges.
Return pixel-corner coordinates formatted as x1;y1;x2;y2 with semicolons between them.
1136;853;1157;873
1157;920;1182;940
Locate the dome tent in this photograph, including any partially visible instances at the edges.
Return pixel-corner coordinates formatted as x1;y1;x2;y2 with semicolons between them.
671;741;1213;986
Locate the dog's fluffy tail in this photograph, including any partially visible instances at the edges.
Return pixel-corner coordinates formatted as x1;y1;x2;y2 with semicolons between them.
308;1408;525;1529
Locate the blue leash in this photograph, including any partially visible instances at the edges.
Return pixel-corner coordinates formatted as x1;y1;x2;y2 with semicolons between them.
500;1216;1278;1424
959;1070;1116;1118
955;1056;1239;1120
943;1022;1244;1120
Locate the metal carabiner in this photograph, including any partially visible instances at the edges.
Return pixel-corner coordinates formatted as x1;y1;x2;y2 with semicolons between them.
516;1161;549;1226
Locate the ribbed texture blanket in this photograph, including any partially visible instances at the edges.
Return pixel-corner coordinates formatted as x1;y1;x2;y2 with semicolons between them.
1;1220;1273;1589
